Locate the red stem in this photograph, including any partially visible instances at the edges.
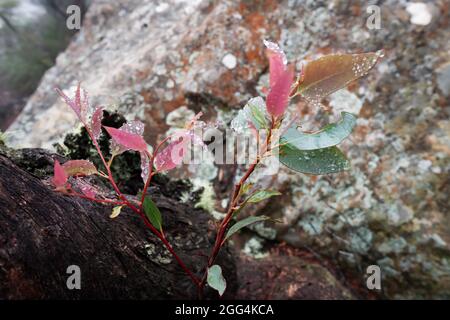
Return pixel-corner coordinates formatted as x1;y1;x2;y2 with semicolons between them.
198;117;276;292
84;127;200;287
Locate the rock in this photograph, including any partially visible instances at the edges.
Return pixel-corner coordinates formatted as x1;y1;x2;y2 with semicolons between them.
436;62;450;97
406;2;433;26
5;0;450;299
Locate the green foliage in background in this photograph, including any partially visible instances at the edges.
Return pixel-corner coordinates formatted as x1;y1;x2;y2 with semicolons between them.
0;0;85;95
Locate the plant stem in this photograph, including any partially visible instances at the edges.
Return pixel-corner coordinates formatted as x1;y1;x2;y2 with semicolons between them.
86;128;200;287
198;118;276;293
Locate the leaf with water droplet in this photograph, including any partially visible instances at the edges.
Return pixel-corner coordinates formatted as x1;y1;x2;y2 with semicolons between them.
264;39;288;87
105;125;147;153
108;120;145;155
231;97;268;133
62;160;98;176
278;144;350;175
295;51;383;105
281;112;356;150
91;107;104;140
266;66;294;117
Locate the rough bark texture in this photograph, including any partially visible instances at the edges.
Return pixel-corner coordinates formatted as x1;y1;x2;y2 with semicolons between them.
0;147;236;299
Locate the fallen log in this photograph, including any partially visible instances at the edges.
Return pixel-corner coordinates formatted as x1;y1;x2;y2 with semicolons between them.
0;147;236;299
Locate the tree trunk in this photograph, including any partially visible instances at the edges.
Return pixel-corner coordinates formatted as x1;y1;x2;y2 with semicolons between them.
0;148;236;299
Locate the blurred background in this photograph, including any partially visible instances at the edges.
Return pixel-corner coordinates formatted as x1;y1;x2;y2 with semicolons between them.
1;0;449;299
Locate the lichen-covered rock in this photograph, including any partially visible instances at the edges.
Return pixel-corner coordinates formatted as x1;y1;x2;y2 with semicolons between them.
6;0;450;298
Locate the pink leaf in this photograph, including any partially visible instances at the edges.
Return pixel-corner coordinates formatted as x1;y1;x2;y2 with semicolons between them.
52;160;68;188
104;126;147;152
91;107;104;140
55;87;81;119
80;184;97;198
55;84;90;122
264;40;287;88
62;160;98;176
109;121;145;155
154;135;191;172
266;67;294;117
75;83;82;114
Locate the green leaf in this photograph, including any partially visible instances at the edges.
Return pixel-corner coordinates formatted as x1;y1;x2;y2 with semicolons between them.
224;216;271;241
143;196;162;231
246;190;281;203
231;97;268;133
240;182;254;196
281;112;356;150
248;100;267;129
278;144;350;175
207;265;226;296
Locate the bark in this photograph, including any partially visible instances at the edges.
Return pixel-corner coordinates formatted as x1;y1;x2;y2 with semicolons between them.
0;148;236;299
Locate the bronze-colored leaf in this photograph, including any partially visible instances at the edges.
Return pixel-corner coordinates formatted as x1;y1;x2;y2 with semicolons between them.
294;50;384;106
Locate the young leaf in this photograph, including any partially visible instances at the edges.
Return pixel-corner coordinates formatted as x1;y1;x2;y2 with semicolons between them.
104;126;147;152
52;160;68;188
91;107;104;140
248;100;268;129
295;51;384;105
109;120;145;155
246;190;281;203
231;97;268;133
266;67;294;117
55;87;82;120
55;83;90;123
264;39;288;87
154;136;189;172
207;265;226;297
110;205;123;219
62;160;98;176
240;182;254;196
143;196;162;231
224;216;271;241
279;144;350;175
280;112;356;150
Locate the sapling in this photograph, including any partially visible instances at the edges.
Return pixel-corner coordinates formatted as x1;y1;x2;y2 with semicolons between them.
52;40;383;298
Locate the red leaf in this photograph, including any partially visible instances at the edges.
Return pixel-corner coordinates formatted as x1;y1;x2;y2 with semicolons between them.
55;87;81;118
264;40;287;88
62;160;98;176
104;126;147;152
266;67;294;117
91;107;103;140
155;135;191;172
52;160;68;188
109;121;145;155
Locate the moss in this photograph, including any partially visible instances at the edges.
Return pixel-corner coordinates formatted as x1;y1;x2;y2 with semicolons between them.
0;131;6;145
193;180;216;213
